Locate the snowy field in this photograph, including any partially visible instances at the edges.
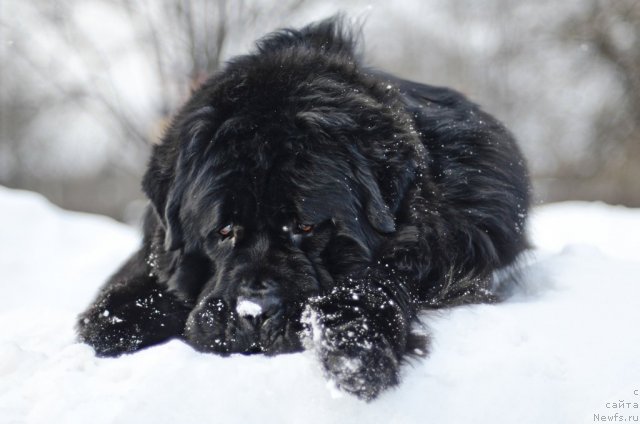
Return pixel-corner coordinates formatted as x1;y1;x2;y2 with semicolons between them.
1;185;639;424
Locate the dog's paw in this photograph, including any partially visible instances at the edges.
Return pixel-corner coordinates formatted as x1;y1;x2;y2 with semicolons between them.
77;286;189;357
302;305;400;401
183;297;235;354
77;295;146;356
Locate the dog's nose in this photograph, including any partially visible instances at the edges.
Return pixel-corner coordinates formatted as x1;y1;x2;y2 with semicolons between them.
236;279;282;319
239;278;278;298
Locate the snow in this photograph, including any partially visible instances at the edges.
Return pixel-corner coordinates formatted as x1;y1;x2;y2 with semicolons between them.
236;299;263;318
1;186;639;423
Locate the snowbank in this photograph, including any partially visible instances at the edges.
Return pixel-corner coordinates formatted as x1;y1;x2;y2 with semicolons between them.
1;186;639;424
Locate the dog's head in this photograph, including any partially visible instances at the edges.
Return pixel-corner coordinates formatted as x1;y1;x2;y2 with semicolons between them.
142;19;421;354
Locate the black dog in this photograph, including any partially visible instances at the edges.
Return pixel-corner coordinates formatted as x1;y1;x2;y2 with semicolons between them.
78;18;530;400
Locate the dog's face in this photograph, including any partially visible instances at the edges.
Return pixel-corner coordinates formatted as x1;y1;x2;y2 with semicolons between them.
180;150;378;354
142;61;419;355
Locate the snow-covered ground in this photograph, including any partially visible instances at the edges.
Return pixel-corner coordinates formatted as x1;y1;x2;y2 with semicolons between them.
1;185;639;424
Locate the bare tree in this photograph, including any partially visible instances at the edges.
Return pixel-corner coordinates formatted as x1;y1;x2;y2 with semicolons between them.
2;0;639;218
551;0;640;205
0;0;309;220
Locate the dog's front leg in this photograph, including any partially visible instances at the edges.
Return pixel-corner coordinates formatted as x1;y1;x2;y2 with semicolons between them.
302;272;418;401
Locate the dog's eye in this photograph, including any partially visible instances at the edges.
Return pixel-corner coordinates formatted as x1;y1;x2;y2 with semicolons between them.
218;224;234;238
297;223;314;234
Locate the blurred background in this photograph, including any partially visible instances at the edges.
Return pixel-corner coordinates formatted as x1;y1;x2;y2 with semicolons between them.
1;0;639;225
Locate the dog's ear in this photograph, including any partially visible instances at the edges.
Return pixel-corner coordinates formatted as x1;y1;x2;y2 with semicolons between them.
342;144;396;234
142;145;172;220
143;106;218;252
142;142;185;251
353;166;396;234
162;181;186;251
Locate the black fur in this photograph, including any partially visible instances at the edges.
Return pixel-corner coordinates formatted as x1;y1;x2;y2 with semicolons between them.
77;18;530;401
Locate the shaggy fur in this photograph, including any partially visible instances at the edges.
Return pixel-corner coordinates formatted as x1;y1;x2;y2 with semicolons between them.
77;18;530;400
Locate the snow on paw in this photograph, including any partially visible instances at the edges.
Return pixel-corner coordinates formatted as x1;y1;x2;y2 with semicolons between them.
301;305;400;401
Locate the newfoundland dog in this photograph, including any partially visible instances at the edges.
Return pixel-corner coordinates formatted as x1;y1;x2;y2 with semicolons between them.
78;18;530;400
